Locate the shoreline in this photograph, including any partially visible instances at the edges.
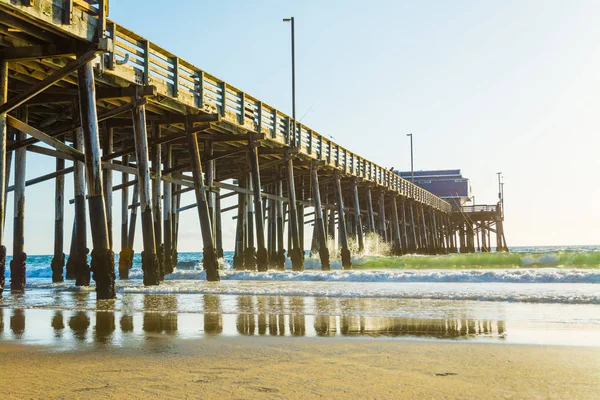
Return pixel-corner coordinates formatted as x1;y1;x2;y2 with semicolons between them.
0;337;598;399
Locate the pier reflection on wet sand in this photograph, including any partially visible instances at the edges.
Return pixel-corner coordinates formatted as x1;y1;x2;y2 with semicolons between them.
0;294;506;348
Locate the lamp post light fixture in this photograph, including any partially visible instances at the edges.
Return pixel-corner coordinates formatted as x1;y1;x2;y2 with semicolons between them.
283;17;296;146
406;133;414;183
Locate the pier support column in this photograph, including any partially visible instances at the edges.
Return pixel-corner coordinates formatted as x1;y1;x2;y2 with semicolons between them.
420;207;430;254
352;179;364;252
77;62;114;299
391;196;403;255
186;123;219;281
172;186;181;266
215;191;223;259
481;222;488;252
102;127;113;249
400;201;409;252
334;172;351;269
0;59;7;295
72;127;89;285
51;140;65;282
310;164;330;270
378;191;387;242
286;158;303;271
11;107;26;292
233;173;246;271
162;147;173;275
249;136;268;271
126;183;139;274
118;155;132;279
366;189;376;233
409;202;418;253
132;101;158;286
245;175;256;270
151;123;164;280
276;172;285;269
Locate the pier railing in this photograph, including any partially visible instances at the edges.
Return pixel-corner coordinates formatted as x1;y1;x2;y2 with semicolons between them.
0;0;451;213
461;205;498;213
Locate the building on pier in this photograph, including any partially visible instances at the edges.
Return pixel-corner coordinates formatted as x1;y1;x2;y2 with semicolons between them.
395;169;471;208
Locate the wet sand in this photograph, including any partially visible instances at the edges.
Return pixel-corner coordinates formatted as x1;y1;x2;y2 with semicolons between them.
1;338;598;399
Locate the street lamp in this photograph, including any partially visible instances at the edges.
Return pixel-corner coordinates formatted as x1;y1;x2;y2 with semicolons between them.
406;133;414;183
496;172;502;202
283;17;296;146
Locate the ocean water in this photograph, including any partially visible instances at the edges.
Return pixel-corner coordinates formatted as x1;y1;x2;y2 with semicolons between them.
1;245;599;347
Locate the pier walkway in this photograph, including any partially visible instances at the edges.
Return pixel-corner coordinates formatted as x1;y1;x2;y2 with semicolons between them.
0;1;462;299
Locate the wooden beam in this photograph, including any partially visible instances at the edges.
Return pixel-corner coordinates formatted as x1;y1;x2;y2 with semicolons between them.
7;116;84;162
0;49;98;115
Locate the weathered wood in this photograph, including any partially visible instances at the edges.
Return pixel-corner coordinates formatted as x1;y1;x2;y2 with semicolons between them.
245;175;255;270
249;136;268;271
72;127;89;285
51;138;65;283
352;179;364;252
77;61;114;299
366;189;375;233
378;190;387;242
102;126;114;249
11;107;27;292
233;172;245;271
118;154;133;279
310;164;330;270
286;158;303;271
275;169;285;270
7;116;85;162
334;172;351;269
151;122;163;280
0;49;97;115
409;202;418;253
186;117;219;281
0;59;8;293
391;197;402;255
163;145;174;274
131;101;158;286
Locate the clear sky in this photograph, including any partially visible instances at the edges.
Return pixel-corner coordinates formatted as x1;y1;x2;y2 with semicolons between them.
5;0;599;254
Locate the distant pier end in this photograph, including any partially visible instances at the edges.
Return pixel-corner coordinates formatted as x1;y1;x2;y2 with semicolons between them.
395;170;508;253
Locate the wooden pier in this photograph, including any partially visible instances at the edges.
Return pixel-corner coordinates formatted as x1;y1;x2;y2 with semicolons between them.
0;1;491;300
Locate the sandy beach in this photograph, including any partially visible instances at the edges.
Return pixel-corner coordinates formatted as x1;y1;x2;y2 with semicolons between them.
1;338;598;399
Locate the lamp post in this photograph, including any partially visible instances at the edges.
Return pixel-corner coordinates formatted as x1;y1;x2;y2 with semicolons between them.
496;172;502;202
283;17;296;146
406;133;414;183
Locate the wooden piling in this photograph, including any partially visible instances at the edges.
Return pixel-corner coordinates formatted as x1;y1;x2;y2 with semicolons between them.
245;175;256;270
172;186;181;266
233;173;245;270
400;201;409;252
391;196;402;255
151;123;164;280
334;173;351;269
11;107;27;292
185;122;219;281
215;192;223;259
127;182;139;268
352;179;364;252
249;136;268;271
118;155;133;279
163;146;173;274
285;158;303;271
77;62;114;299
51;139;65;282
275;172;285;270
378;191;387;242
310;164;330;270
366;189;376;233
71;127;89;284
409;202;418;253
102;127;113;249
420;207;430;254
0;59;7;294
132;101;158;286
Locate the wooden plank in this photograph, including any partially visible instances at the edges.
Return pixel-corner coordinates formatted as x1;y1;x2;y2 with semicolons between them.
7;116;85;162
